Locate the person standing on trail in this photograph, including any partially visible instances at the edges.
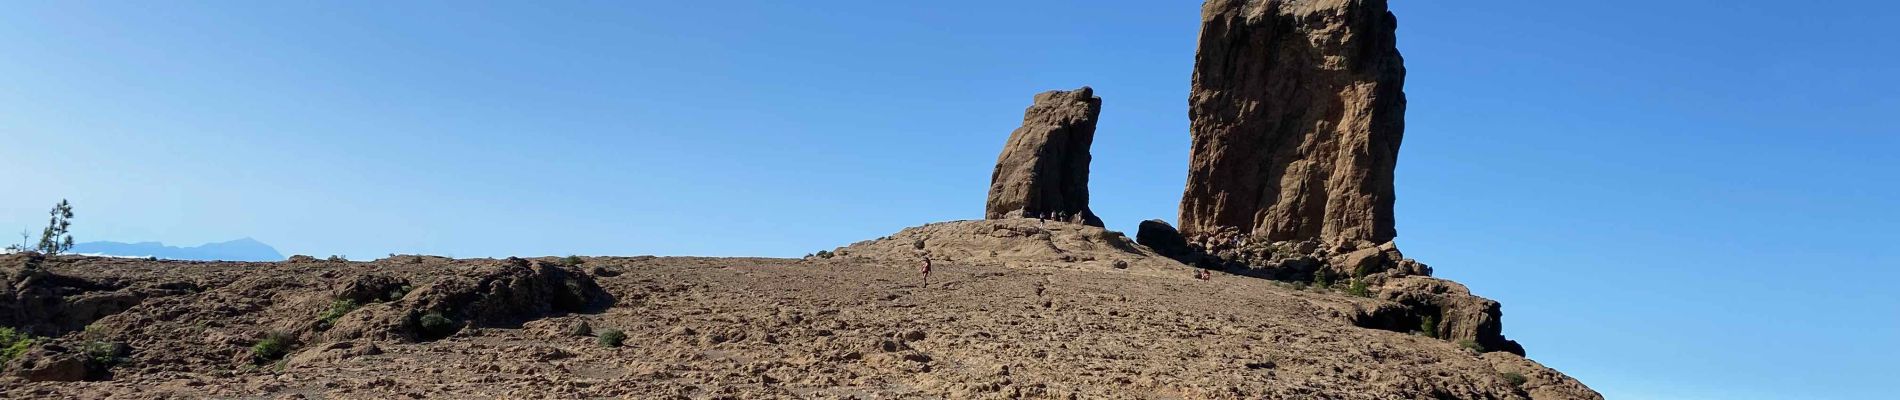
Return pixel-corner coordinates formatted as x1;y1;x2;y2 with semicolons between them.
920;254;934;287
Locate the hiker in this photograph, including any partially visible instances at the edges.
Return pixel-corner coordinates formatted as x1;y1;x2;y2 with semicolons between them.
920;254;933;287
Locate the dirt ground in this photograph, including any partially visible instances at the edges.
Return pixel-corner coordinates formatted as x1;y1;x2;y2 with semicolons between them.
1;220;1599;399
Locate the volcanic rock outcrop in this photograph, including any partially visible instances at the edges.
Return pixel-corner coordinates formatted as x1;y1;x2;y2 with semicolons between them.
323;257;612;342
985;87;1104;227
1;254;191;338
1155;0;1531;357
1180;0;1407;247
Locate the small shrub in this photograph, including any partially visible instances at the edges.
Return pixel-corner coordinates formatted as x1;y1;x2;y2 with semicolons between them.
386;285;414;301
82;340;124;366
316;299;361;330
597;329;626;348
1420;315;1439;339
570;321;593;337
251;332;293;364
1347;279;1371;297
0;327;34;364
1313;270;1331;289
417;312;456;338
1501;372;1529;388
815;250;834;259
1458;339;1484;352
326;255;348;263
563;255;585;267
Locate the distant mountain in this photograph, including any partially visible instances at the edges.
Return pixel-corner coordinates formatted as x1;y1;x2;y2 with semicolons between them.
71;238;284;262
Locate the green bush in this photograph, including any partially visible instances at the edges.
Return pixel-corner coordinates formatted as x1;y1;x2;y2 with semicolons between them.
386;285;413;301
326;255;348;263
1313;270;1331;289
814;250;834;259
1347;279;1371;297
0;327;34;364
597;329;626;348
1501;372;1529;388
563;255;585;267
417;312;456;338
1420;315;1439;339
251;332;293;364
316;299;361;330
1458;339;1484;352
82;340;123;366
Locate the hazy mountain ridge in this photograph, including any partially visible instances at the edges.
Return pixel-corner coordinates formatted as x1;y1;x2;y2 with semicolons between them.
71;238;283;262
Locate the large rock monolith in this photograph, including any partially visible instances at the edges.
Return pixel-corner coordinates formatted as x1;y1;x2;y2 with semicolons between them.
986;87;1104;227
1180;0;1406;246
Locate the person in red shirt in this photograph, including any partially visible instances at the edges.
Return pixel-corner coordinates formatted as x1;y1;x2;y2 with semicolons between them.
920;254;933;287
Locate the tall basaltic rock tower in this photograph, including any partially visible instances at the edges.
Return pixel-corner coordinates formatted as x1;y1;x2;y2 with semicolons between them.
1181;0;1406;247
986;87;1105;227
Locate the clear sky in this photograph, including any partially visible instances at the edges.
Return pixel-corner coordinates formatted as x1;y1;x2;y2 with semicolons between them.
1;1;1894;398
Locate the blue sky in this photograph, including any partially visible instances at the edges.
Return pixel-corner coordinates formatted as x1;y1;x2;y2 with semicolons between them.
1;1;1894;398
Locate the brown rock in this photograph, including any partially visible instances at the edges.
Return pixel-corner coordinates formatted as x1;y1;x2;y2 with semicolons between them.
1380;276;1526;356
6;346;89;382
1180;0;1406;246
323;258;612;342
331;274;409;304
0;254;175;337
285;341;384;368
1135;220;1192;260
1484;352;1607;400
985;87;1104;227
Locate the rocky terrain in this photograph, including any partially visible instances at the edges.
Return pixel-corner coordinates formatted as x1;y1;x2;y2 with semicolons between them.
1;224;1596;399
0;0;1604;398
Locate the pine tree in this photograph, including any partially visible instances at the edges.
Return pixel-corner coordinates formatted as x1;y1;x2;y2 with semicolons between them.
35;200;74;255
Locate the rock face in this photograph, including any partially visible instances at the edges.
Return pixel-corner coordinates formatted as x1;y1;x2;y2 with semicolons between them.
1181;0;1407;246
986;87;1105;227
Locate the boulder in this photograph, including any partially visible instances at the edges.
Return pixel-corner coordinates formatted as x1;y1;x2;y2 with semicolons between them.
1380;276;1525;356
5;346;88;382
985;87;1105;227
1135;220;1192;260
1180;0;1407;246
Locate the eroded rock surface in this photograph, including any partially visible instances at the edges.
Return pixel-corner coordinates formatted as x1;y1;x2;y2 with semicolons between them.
1379;276;1526;356
986;87;1105;227
0;254;193;337
2;254;1598;399
324;258;612;342
1181;0;1407;246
